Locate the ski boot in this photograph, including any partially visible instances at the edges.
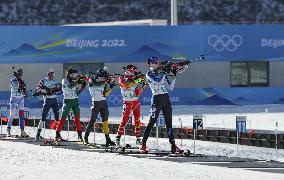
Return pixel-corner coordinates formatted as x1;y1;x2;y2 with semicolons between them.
21;129;29;138
84;131;90;145
139;142;149;154
6;127;11;137
77;131;83;142
105;134;115;147
115;135;121;148
35;129;42;141
136;137;141;146
170;140;184;154
55;131;62;142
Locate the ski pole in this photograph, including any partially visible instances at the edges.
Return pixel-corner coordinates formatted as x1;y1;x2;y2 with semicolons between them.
67;114;70;140
275;121;278;160
193;119;198;154
49;121;52;140
0;108;2;135
94;119;96;145
42;121;46;139
156;123;159;150
236;131;239;156
123;111;132;147
179;117;183;149
0;118;2;135
33;116;36;127
123;126;126;147
0;107;3;135
193;129;196;154
127;111;132;146
241;132;244;150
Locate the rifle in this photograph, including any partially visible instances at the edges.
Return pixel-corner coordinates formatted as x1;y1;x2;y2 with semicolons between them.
107;72;147;84
66;74;89;88
89;71;147;87
160;55;206;75
11;66;28;97
77;74;89;88
134;71;146;78
105;73;122;81
133;71;147;84
32;84;61;97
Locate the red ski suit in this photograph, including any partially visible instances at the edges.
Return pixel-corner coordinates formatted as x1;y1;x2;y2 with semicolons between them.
117;77;146;137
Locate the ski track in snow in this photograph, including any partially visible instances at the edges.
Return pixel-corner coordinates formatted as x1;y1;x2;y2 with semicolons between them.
0;126;284;180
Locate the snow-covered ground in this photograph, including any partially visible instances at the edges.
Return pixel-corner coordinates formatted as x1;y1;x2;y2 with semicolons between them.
1;105;284;179
1;126;284;180
25;105;284;131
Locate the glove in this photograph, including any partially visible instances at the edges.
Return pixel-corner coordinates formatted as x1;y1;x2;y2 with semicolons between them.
134;77;143;83
46;89;54;95
172;68;177;77
110;82;117;89
162;61;172;74
78;79;86;85
141;78;147;85
40;89;47;94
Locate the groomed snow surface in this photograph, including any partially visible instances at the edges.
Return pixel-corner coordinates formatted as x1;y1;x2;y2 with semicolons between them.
0;125;284;180
27;105;284;131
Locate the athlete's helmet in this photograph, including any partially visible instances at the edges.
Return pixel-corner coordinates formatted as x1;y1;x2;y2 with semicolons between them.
17;69;23;76
95;68;109;80
123;64;137;77
67;67;79;80
147;56;161;70
147;56;160;65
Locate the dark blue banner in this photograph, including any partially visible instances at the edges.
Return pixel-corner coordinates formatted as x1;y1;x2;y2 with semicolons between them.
0;25;284;63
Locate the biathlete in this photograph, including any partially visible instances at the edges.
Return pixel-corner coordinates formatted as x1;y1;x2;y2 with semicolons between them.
140;57;183;154
34;69;62;141
55;68;86;142
7;68;29;138
116;65;147;147
84;68;116;146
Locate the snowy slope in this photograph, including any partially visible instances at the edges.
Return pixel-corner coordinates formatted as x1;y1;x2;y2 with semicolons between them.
1;126;284;180
2;139;283;180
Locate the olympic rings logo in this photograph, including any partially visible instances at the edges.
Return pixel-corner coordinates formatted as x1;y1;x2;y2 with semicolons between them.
108;94;123;106
208;34;243;52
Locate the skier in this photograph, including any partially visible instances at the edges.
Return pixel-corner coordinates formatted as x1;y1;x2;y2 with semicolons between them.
140;56;183;154
55;67;85;142
34;69;62;141
7;68;29;137
84;68;116;146
116;65;147;147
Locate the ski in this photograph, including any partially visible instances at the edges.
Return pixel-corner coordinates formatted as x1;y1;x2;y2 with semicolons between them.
66;140;85;145
118;149;201;157
0;134;32;140
85;143;118;150
106;143;141;153
81;142;139;153
38;138;67;146
2;134;20;139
